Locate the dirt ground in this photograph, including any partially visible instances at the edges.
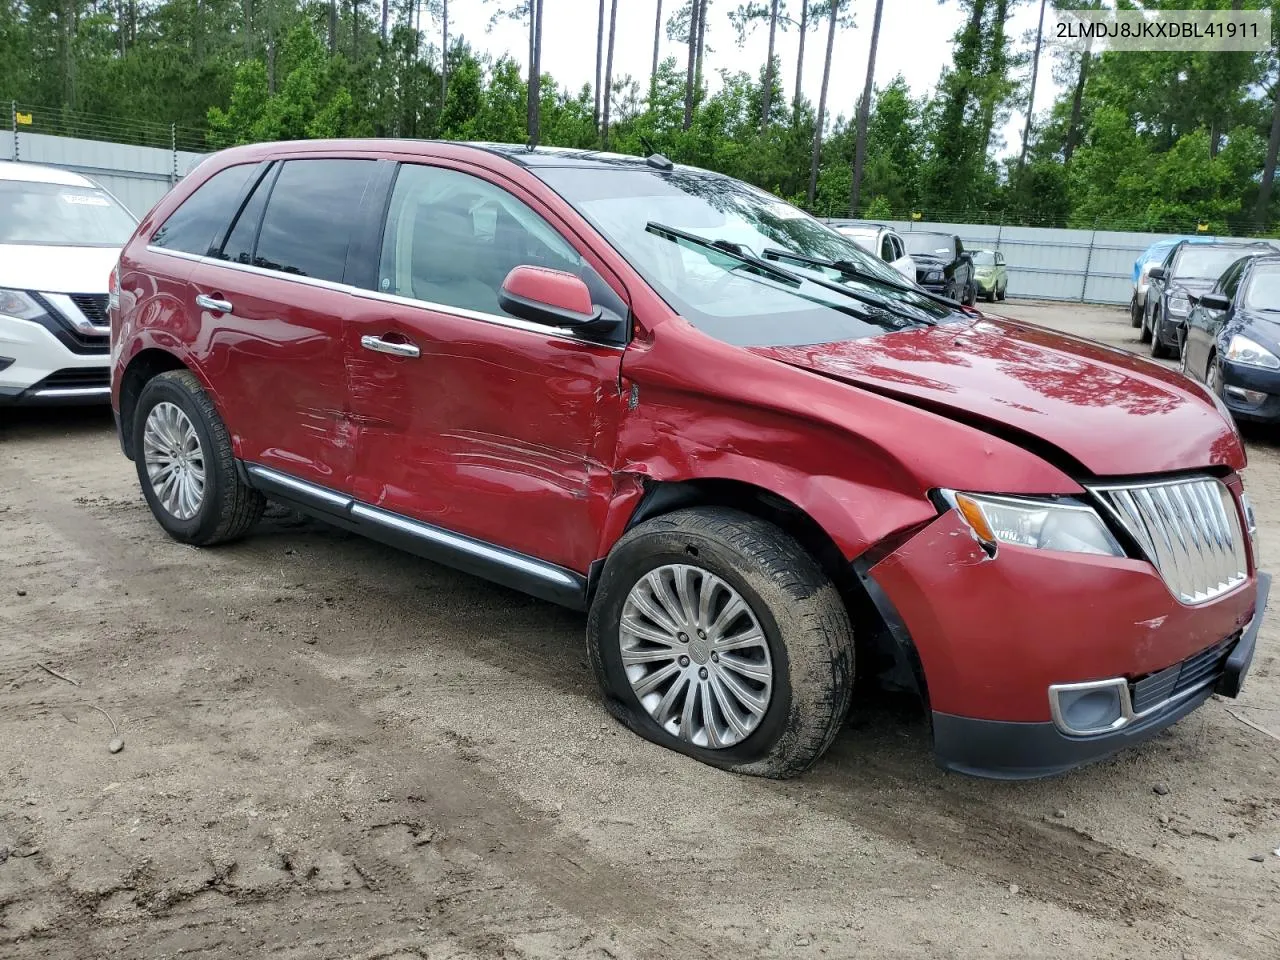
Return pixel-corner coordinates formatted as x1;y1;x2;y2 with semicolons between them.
2;300;1279;960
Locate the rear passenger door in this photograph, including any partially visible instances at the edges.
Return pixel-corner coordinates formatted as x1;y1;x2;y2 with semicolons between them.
184;157;380;494
344;160;629;577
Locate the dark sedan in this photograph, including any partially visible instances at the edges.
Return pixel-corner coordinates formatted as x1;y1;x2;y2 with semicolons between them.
1182;254;1280;423
1144;240;1276;359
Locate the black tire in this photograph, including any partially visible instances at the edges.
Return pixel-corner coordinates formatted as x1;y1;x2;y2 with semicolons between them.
1206;353;1224;397
1139;306;1153;343
1130;294;1143;328
132;369;265;546
587;507;855;779
1150;310;1172;359
996;282;1006;302
983;287;995;303
964;282;977;307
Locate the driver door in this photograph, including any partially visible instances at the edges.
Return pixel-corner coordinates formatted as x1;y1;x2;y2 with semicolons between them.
345;161;630;576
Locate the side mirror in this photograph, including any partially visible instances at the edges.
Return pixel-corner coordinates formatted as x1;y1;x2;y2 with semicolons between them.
499;265;601;328
1198;292;1231;311
1148;266;1166;281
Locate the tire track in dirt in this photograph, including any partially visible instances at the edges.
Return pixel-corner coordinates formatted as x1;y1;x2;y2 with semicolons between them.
4;466;721;960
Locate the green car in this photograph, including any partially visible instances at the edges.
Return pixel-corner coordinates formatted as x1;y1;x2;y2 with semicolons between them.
972;249;1008;302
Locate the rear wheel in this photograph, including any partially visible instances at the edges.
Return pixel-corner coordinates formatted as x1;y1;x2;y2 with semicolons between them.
587;508;855;779
133;370;265;545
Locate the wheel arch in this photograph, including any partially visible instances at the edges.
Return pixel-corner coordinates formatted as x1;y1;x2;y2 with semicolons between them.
596;476;931;708
117;347;192;460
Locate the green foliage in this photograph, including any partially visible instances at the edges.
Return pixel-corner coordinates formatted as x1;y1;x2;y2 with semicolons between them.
2;0;1279;233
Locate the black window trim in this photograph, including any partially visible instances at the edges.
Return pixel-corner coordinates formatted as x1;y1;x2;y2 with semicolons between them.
212;160;279;265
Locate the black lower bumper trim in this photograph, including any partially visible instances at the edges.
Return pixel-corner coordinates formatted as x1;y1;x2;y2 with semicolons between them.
932;687;1214;780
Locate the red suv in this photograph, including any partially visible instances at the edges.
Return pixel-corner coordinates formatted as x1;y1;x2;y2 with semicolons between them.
110;140;1269;779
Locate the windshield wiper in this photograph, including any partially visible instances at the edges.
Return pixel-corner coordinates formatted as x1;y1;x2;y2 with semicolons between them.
762;247;962;315
645;222;801;287
645;222;936;328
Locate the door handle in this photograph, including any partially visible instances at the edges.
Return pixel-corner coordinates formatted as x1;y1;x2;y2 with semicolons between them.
195;294;233;313
361;334;420;358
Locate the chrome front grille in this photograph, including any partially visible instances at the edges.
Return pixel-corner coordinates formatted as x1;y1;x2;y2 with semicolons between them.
1090;476;1248;605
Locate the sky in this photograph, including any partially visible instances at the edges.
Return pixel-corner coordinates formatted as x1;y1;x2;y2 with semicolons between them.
443;0;1067;159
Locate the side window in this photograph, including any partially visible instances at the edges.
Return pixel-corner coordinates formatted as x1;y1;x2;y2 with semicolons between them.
893;237;905;261
880;235;894;263
151;164;253;255
376;163;626;327
216;165;274;265
253;159;375;282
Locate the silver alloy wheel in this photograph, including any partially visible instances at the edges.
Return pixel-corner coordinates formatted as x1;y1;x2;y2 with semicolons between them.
1207;360;1222;396
143;401;206;521
619;563;773;749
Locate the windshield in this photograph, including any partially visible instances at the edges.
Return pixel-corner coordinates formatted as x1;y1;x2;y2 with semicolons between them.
1173;246;1267;281
836;227;878;252
1243;266;1280;311
903;233;955;257
0;181;136;246
537;166;958;347
971;251;996;265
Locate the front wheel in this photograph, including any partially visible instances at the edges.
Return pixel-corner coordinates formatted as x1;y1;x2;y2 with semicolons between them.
996;282;1007;302
587;508;855;779
1149;311;1173;359
963;282;977;307
133;370;265;545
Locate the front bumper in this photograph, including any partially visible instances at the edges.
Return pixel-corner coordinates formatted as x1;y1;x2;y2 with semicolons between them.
866;508;1266;779
1;313;110;405
932;573;1268;779
1220;358;1280;423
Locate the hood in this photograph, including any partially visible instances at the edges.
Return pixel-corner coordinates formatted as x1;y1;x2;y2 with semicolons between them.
1235;310;1280;349
749;316;1244;477
0;243;120;295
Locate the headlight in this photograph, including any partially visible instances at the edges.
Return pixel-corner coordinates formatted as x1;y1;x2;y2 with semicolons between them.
924;271;943;282
0;288;45;321
1225;334;1280;370
940;490;1125;557
1167;295;1190;317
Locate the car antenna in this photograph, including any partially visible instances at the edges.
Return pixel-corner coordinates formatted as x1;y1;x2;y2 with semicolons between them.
640;135;658;154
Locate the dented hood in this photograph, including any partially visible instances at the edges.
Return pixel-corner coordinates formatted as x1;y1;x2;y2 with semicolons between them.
749;316;1245;477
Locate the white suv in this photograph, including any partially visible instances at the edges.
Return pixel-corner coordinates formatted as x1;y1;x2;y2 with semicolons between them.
822;220;917;280
0;161;137;404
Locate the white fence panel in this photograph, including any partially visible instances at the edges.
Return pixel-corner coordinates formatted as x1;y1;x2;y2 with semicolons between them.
2;130;205;217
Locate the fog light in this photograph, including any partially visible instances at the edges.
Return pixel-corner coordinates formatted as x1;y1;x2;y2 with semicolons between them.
1224;385;1267;405
1048;678;1131;736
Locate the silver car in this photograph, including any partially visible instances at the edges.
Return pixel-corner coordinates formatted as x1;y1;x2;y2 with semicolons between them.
822;219;916;280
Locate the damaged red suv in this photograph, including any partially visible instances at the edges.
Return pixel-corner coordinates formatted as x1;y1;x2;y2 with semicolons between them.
110;140;1269;779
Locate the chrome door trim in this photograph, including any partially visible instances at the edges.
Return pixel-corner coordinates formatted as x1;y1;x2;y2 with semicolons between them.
349;502;580;588
243;463;583;594
146;245;626;350
246;464;352;510
360;335;421;358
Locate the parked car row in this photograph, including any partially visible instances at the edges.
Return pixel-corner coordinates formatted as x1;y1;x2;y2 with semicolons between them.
823;219;985;305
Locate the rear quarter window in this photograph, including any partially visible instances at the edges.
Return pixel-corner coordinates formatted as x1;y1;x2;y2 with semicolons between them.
151;164;254;256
